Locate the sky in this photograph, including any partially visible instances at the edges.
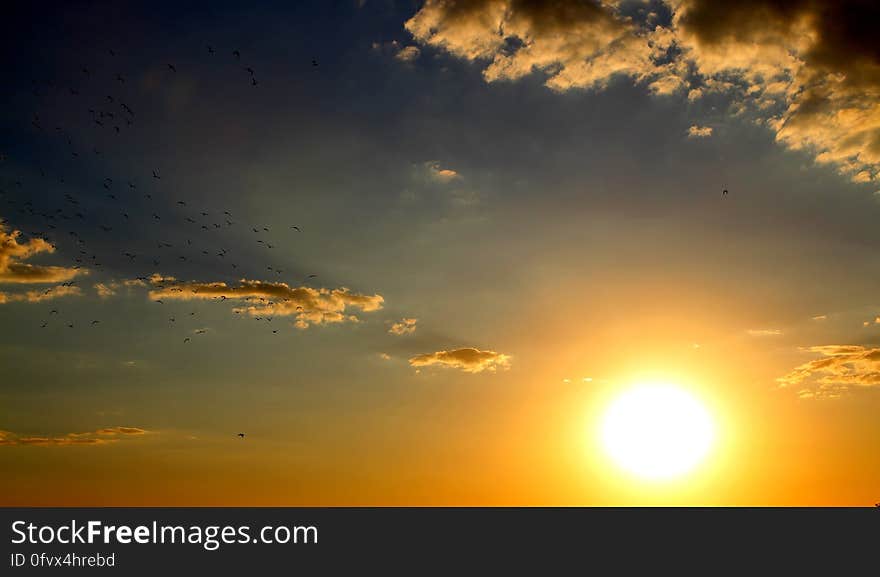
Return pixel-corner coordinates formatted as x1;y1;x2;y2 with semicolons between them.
1;0;879;506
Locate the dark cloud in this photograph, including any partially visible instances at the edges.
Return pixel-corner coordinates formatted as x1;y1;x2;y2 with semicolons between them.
405;0;880;186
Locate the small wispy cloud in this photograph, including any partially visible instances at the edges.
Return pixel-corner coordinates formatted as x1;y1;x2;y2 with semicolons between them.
0;284;82;304
395;45;421;62
388;318;418;335
424;161;461;183
687;125;713;138
0;426;148;447
747;328;783;337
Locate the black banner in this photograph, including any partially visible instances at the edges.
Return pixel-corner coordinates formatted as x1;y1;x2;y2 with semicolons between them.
1;508;876;573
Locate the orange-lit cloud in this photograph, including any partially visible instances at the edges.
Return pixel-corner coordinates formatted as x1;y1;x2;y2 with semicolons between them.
406;0;880;186
405;0;683;94
409;347;511;373
747;328;783;336
777;345;880;398
0;223;86;284
0;426;148;447
94;283;117;298
147;276;384;329
687;125;713;138
395;45;421;62
423;161;461;183
389;318;418;335
0;284;83;304
673;0;880;185
94;279;145;298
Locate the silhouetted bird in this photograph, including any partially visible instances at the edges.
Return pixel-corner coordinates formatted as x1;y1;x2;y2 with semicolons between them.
237;433;245;438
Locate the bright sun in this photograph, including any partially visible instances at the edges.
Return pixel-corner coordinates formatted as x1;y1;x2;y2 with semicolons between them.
600;383;715;481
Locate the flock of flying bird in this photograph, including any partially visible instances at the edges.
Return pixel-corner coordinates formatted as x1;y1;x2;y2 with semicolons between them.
2;44;325;438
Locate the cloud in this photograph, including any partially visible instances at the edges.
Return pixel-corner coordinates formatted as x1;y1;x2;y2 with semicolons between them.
147;276;384;329
395;45;421;62
777;345;880;398
389;318;418;335
373;40;422;63
405;0;683;94
424;161;462;183
812;315;827;321
0;284;83;304
405;0;880;187
379;352;392;360
94;279;144;298
673;0;880;185
747;328;783;336
0;426;148;447
687;125;713;138
408;347;511;373
94;427;146;435
0;222;86;284
94;282;117;298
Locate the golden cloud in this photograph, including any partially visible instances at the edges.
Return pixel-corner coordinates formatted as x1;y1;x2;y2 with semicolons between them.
147;276;384;329
747;328;783;336
777;345;880;398
409;347;511;373
395;45;421;62
405;0;880;186
424;161;462;183
687;125;713;138
389;318;418;335
94;282;117;298
673;0;880;185
0;426;148;447
0;222;86;284
0;284;83;304
405;0;683;93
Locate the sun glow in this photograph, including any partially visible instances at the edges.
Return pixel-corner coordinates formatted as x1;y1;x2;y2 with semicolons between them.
600;383;715;481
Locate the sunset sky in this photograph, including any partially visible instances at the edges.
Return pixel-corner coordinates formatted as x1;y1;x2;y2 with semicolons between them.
1;0;879;506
